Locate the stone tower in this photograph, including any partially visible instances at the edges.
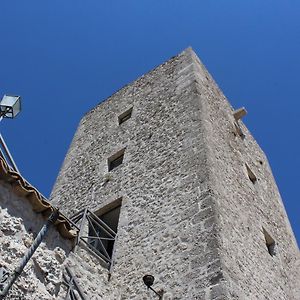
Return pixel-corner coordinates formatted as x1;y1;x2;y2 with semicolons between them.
51;48;299;299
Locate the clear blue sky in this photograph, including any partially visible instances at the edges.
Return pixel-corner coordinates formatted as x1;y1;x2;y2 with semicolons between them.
0;1;299;245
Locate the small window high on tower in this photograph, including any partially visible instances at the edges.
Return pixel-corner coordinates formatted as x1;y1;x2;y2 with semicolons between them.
118;107;133;125
262;227;276;257
108;148;125;171
245;164;257;184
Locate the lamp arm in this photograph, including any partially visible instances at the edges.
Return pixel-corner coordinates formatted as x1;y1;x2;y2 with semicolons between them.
149;286;163;299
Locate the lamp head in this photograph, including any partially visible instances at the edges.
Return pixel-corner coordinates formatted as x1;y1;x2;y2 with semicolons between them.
0;95;21;119
143;275;155;288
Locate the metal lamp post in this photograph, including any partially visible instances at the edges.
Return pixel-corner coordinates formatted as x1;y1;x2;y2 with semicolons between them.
0;95;63;298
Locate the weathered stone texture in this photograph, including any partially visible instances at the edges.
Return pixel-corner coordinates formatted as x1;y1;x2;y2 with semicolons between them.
187;50;300;299
0;182;72;299
50;48;299;299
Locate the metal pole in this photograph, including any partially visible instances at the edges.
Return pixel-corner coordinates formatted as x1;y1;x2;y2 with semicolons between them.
0;133;20;174
63;266;87;300
0;209;59;299
149;286;163;300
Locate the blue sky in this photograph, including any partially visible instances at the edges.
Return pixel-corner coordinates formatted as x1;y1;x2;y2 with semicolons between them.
0;1;299;245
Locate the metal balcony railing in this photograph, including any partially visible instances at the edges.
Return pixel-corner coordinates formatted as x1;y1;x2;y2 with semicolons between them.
63;266;87;300
71;208;117;267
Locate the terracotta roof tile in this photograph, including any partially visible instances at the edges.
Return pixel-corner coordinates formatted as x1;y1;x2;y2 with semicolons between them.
0;156;77;239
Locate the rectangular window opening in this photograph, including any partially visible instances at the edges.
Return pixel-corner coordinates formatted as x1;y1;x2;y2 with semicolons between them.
118;107;133;125
108;148;125;171
246;164;257;184
88;198;122;264
263;227;276;257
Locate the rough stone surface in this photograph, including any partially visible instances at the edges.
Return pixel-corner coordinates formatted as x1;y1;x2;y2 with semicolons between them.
50;48;299;299
1;48;299;299
0;181;72;299
51;48;224;299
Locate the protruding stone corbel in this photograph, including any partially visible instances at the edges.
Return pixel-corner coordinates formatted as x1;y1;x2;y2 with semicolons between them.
233;107;247;121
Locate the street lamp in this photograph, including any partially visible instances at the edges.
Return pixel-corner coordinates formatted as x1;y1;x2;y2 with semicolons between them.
142;275;163;299
0;95;21;119
0;95;22;173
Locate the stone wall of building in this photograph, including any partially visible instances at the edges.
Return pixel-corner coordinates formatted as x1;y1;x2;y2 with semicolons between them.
187;50;300;299
51;48;224;299
61;247;122;300
0;182;73;299
0;179;121;299
51;48;299;299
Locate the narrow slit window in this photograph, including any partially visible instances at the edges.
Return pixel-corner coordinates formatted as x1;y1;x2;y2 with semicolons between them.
263;227;276;256
108;149;125;171
246;164;257;184
118;107;133;125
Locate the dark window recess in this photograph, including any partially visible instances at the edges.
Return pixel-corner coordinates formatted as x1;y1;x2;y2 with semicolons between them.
108;149;125;171
246;164;257;184
89;204;121;260
263;228;276;256
118;107;133;125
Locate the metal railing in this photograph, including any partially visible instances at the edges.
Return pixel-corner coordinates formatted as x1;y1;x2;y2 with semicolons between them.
71;208;117;267
63;267;87;300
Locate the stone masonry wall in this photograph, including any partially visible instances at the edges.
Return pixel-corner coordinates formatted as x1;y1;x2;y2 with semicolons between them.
51;49;224;299
187;50;300;299
0;179;123;299
51;48;299;299
0;182;73;300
